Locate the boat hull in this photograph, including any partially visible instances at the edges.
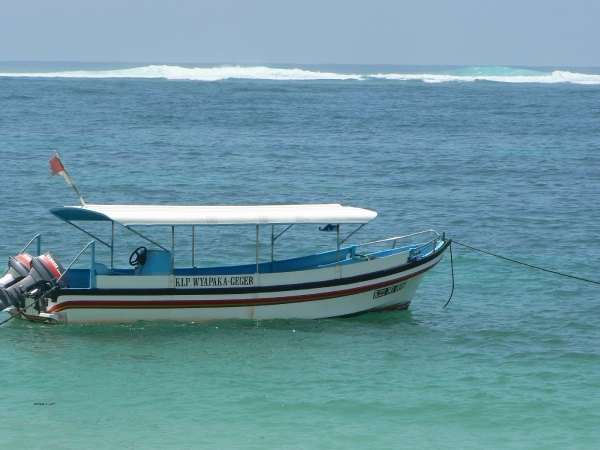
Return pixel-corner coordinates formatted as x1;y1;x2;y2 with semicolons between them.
12;240;449;324
45;249;445;324
51;274;426;324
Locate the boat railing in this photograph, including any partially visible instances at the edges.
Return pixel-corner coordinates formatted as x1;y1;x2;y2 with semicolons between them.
2;234;43;277
355;229;439;250
406;232;446;261
61;241;97;288
355;230;446;260
10;235;98;288
20;234;42;256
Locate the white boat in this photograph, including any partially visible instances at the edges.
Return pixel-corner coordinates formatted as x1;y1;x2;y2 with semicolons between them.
0;203;450;324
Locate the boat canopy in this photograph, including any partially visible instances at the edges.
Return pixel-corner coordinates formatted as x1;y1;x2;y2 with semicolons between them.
50;204;377;226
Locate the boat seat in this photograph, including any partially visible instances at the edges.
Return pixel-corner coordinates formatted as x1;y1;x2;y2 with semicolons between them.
94;263;116;275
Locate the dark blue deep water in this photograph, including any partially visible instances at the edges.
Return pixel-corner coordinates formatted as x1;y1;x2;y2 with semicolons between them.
1;65;599;448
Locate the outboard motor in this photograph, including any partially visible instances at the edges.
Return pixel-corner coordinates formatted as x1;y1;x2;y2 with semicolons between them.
0;252;67;312
0;253;33;291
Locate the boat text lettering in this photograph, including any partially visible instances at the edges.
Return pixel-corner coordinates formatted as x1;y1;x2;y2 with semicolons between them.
373;282;406;299
175;276;254;288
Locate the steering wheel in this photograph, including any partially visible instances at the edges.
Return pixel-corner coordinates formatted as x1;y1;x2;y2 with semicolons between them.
129;246;147;266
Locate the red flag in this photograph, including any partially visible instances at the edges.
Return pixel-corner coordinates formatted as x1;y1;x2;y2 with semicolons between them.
48;154;75;188
49;156;65;176
46;152;86;205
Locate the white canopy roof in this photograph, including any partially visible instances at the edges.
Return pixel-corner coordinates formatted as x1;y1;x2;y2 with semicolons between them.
50;204;377;226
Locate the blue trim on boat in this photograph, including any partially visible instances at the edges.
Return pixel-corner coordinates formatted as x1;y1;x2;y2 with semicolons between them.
65;244;416;288
55;240;450;298
50;207;112;222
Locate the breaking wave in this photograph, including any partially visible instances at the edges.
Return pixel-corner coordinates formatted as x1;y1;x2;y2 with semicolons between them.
0;65;362;81
1;65;599;84
370;67;600;84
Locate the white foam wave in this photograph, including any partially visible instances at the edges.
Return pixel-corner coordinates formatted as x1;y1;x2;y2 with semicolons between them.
370;70;600;85
0;65;363;81
1;65;599;84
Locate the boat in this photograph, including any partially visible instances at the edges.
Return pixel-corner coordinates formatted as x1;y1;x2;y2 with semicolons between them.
0;202;450;324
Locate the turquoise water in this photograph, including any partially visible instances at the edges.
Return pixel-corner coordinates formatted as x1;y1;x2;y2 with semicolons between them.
1;65;599;448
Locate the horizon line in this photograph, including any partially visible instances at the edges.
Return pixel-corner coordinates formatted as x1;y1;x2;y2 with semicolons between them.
1;61;600;70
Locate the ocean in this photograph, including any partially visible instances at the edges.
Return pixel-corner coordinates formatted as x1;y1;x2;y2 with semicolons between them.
1;64;599;448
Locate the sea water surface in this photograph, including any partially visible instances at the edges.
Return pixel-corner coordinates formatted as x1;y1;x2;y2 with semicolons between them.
1;64;599;449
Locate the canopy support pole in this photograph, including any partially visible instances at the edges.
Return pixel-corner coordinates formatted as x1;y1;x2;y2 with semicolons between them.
192;226;195;268
66;221;111;248
256;225;259;274
337;224;341;265
271;224;294;263
110;221;114;269
271;225;274;262
124;226;169;252
339;224;365;246
90;241;96;288
171;226;175;274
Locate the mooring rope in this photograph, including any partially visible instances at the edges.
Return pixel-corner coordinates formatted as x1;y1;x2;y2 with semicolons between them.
0;300;36;326
452;240;600;285
3;240;597;320
443;242;455;308
0;287;58;327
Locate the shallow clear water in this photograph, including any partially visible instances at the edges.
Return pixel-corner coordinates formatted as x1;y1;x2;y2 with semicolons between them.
1;65;599;448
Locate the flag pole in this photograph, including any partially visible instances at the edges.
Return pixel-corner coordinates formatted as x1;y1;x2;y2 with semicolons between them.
52;151;87;206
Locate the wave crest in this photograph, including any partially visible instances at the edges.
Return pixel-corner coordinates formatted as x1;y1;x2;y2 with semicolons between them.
1;65;599;84
370;69;600;85
0;65;362;81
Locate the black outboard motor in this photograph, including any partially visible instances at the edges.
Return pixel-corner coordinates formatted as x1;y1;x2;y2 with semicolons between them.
0;253;33;311
0;252;67;312
0;253;33;291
